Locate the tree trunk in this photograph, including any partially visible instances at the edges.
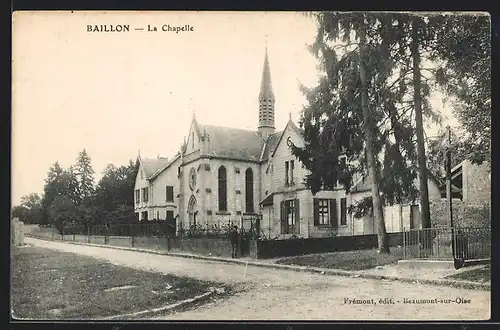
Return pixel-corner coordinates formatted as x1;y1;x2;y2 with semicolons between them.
411;18;431;230
358;20;390;254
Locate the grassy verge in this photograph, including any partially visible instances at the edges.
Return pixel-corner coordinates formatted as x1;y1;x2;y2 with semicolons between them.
11;246;225;319
446;264;491;283
276;246;404;271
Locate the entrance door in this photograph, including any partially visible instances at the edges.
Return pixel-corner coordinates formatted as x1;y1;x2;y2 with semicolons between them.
166;210;176;236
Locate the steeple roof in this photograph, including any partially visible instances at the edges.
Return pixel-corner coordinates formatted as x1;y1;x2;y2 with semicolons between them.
259;47;274;100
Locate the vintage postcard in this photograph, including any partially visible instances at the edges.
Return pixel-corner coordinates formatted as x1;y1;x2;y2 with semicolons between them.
11;11;491;321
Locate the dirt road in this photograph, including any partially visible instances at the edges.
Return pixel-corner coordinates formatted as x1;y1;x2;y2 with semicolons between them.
24;237;490;321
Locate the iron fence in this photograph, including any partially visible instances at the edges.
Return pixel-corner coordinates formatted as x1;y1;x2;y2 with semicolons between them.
402;226;491;260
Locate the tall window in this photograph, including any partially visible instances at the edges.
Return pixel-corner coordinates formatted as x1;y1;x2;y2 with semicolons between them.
218;166;227;211
290;160;295;184
318;199;330;225
166;210;174;221
166;186;174;202
142;187;149;203
313;198;337;227
340;198;347;226
285;161;289;185
192;132;195;148
281;199;299;234
135;189;140;204
245;168;254;213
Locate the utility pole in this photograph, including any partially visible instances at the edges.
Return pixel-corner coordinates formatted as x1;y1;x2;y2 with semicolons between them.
444;125;455;257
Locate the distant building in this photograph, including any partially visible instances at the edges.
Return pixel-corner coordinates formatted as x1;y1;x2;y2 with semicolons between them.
133;48;484;238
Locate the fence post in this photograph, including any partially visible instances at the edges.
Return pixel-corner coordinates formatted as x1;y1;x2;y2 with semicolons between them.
417;229;420;258
52;223;54;241
73;232;75;242
131;224;135;247
403;227;406;260
88;225;90;243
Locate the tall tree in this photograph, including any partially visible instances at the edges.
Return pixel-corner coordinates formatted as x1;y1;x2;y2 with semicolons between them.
409;16;432;229
11;205;29;222
290;12;424;253
41;162;79;224
431;13;491;166
19;193;44;224
93;159;139;224
74;149;95;204
49;195;78;233
20;193;42;209
358;16;389;253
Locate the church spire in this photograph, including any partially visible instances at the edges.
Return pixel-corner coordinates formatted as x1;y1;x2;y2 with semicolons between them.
258;45;275;140
259;46;274;101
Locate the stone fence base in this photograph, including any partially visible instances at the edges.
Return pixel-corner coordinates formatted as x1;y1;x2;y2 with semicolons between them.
12;217;25;247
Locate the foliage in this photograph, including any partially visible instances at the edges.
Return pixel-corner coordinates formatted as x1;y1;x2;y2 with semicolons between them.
290;12;422;216
12;205;29;222
40;162;79;225
426;127;469;178
179;223;234;239
48;195;78;234
74;149;95;204
17;150;139;231
430;13;491;166
93;160;137;213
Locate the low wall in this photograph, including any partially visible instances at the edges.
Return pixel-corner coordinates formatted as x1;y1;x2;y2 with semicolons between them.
11;218;25;247
170;238;238;258
256;232;404;259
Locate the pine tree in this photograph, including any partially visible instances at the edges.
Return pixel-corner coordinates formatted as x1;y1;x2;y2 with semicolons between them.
290;12;423;253
74;149;95;204
431;13;491;166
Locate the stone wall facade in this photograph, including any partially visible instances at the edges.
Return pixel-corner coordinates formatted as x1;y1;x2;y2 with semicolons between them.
430;199;491;228
462;161;491;204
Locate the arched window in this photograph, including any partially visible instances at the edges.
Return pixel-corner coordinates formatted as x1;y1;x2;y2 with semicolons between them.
245;168;254;213
218;166;227;211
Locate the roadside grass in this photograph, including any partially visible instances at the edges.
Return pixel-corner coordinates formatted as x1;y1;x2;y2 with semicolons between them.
11;246;226;319
445;264;491;283
276;246;404;271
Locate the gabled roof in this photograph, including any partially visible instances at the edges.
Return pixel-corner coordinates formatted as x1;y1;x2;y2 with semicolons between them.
270;119;303;158
260;131;282;162
149;154;181;181
260;192;275;206
138;156;172;180
197;123;263;162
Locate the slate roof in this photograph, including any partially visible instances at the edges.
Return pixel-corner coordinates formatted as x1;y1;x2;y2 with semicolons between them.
260;192;275;206
140;157;172;179
198;124;264;162
260;131;283;162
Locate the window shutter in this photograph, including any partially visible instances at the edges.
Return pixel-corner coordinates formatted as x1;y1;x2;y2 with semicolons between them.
341;198;347;225
295;198;300;234
330;199;338;228
280;201;286;234
313;199;319;225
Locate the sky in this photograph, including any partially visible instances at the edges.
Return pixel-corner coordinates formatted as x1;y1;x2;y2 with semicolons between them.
11;11;458;206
